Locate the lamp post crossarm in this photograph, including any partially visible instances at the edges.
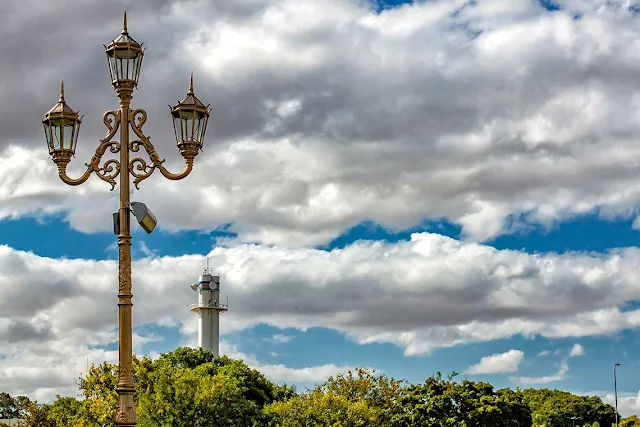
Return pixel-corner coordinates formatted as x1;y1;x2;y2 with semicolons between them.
128;108;195;188
56;110;122;190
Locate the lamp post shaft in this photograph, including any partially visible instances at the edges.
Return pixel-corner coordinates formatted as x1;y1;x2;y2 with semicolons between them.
615;363;619;427
115;89;136;426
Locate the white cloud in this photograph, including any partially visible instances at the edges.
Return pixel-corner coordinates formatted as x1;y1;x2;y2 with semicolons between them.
272;334;294;344
3;0;640;247
466;349;524;374
512;360;570;386
569;343;586;357
537;350;551;357
595;390;640;418
220;341;353;385
1;231;640;398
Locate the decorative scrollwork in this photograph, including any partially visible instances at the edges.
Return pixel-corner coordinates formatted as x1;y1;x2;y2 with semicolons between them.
127;107;196;186
131;108;147;130
129;157;156;190
103;110;119;133
95;158;121;190
129;139;145;153
57;111;122;188
108;140;121;154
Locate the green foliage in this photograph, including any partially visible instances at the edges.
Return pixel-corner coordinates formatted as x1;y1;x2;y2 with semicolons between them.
1;348;624;427
521;389;616;427
390;374;532;427
134;347;293;426
265;367;405;426
0;392;29;419
621;415;640;426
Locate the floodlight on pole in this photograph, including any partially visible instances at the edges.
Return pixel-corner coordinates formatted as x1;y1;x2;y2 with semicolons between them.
128;202;157;234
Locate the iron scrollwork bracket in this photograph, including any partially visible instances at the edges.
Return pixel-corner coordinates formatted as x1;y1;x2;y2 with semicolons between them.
128;108;195;189
58;110;122;190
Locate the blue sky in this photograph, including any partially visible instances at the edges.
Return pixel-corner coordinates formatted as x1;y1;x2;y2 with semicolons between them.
2;0;640;417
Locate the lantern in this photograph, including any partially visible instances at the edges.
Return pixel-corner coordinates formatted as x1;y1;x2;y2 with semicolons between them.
170;73;211;155
104;12;144;90
42;81;82;156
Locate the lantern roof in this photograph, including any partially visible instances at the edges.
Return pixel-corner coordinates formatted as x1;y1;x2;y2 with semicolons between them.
106;12;143;51
44;81;80;120
172;73;209;114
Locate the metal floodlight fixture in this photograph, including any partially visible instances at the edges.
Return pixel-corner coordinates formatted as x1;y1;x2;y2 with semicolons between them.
190;284;198;291
129;202;157;234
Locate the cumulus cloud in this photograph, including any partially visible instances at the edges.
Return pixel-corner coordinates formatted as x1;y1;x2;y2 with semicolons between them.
217;341;353;385
3;0;640;246
569;343;586;357
512;360;570;386
466;349;524;374
512;343;585;385
272;334;294;344
2;231;640;398
537;350;551;357
599;390;640;418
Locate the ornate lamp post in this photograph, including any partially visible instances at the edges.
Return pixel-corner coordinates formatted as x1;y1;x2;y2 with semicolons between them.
42;13;211;426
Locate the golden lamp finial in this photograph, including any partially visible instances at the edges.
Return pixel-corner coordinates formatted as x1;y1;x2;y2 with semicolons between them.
59;80;65;102
122;11;128;34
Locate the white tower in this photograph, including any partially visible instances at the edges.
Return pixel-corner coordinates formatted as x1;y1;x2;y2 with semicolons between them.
190;262;228;356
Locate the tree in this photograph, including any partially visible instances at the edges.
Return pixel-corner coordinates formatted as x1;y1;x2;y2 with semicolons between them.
521;389;616;427
0;392;29;419
134;348;293;426
265;368;404;426
17;400;56;427
390;374;532;427
621;415;640;427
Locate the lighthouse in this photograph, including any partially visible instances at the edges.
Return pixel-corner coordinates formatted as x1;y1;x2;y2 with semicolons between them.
190;263;228;356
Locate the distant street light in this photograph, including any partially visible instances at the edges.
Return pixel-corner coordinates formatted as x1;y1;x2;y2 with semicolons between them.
615;362;621;427
41;12;211;426
569;415;579;427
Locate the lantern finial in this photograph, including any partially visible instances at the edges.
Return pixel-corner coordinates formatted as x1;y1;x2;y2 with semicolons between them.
59;80;65;102
188;71;194;95
122;11;128;34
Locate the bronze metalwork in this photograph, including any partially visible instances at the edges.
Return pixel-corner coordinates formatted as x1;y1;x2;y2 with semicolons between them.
41;12;211;427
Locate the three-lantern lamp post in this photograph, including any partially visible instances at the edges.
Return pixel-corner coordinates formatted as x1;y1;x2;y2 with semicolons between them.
41;12;211;426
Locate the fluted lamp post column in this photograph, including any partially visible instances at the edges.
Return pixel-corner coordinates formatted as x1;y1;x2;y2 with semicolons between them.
41;12;211;426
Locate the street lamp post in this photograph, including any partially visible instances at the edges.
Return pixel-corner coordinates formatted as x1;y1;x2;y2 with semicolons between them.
615;362;621;427
569;415;579;427
41;13;211;426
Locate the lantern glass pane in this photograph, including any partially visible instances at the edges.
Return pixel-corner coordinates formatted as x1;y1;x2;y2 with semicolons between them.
200;115;209;144
130;57;138;81
43;123;51;150
183;118;191;141
51;118;62;149
117;57;126;80
64;122;75;151
172;115;181;144
109;56;118;82
112;48;142;81
193;116;202;142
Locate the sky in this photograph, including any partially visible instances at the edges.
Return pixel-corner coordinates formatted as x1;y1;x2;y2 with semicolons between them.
1;0;640;417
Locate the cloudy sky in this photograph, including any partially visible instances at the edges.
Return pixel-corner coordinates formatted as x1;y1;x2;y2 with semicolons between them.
2;0;640;417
